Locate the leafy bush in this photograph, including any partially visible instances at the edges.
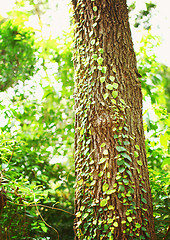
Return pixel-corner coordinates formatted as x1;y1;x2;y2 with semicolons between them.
149;168;170;240
0;20;37;91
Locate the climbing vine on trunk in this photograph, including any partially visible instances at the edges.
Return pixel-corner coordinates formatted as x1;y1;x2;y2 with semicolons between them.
72;0;156;239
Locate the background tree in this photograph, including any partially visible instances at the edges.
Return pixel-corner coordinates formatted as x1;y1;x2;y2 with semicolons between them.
72;0;156;239
0;3;75;239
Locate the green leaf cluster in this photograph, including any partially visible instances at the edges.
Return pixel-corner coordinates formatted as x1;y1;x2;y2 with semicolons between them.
0;20;37;91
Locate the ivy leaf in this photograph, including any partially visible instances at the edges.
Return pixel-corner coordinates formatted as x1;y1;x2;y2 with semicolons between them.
93;6;97;11
120;98;126;105
142;188;147;193
100;76;106;83
90;180;96;186
137;160;143;166
134;151;139;158
103;183;109;192
106;189;116;195
89;160;94;165
116;175;121;180
104;93;109;100
106;84;114;90
112;83;118;89
108;219;113;224
101;66;107;73
141;198;147;204
97;57;103;65
135;145;140;150
124;161;131;168
100;143;106;148
108;205;115;210
100;199;108;207
92;54;98;60
117;159;125;166
76;212;81;217
111;99;116;104
119;185;125;192
120;152;132;162
104;224;109;231
123;179;129;184
135;223;141;228
80;206;85;211
99;48;104;54
91;39;96;45
116;146;127;152
119;167;125;173
93;22;97;28
124;126;128;131
99;158;106;164
107;172;111;178
103;149;109;155
113;222;118;227
80;128;84;135
123;141;130;146
127;217;132;222
82;213;89;219
84;148;89;155
126;170;132;176
145;232;150;238
89;31;93;37
109;76;115;82
112;66;117;73
141;227;147;231
112;91;118;98
40;223;48;233
98;171;103;177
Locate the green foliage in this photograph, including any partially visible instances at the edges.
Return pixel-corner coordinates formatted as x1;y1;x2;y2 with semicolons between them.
0;126;75;239
128;1;136;12
149;168;170;240
128;1;156;30
137;31;170;239
0;20;37;91
0;18;75;238
137;32;162;103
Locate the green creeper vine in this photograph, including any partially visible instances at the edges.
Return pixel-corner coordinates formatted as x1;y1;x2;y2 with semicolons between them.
73;1;151;239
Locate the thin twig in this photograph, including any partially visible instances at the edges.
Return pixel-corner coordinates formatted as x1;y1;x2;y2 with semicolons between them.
163;226;170;240
8;200;75;216
8;145;15;164
35;204;60;240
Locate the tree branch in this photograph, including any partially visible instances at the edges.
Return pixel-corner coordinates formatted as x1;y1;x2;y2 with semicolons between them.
163;226;170;240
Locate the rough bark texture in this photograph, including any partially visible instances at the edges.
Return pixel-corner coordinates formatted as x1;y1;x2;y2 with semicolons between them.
72;0;156;239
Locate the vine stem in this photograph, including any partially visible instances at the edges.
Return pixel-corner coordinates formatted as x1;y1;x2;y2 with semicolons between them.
163;226;170;240
35;204;60;240
8;200;75;216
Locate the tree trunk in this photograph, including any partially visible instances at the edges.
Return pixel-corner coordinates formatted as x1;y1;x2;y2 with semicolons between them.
72;0;156;239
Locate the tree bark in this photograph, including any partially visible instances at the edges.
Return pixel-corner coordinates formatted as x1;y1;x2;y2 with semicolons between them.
72;0;156;239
